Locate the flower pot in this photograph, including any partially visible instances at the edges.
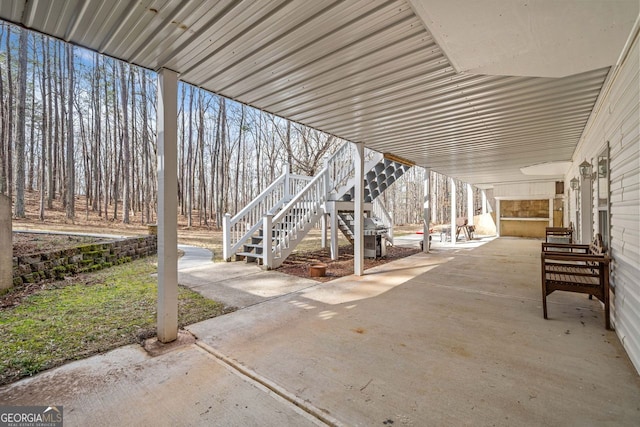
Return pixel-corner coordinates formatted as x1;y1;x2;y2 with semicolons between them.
309;263;327;277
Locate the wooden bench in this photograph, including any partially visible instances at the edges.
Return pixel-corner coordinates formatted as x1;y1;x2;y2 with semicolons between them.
541;234;610;329
545;224;573;244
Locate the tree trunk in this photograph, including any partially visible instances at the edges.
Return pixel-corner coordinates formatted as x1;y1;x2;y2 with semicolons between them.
119;61;130;224
65;43;75;219
217;97;227;226
14;27;28;217
179;85;186;215
6;25;14;199
186;85;194;227
0;24;6;195
39;34;48;221
140;70;151;224
197;89;207;226
112;61;119;220
27;60;36;193
92;53;101;214
234;104;245;214
46;37;54;208
58;41;66;209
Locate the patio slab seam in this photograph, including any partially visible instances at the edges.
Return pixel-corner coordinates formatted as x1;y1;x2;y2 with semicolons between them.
194;341;340;427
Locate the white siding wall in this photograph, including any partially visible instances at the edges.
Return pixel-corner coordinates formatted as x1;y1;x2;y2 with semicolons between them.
570;22;640;372
493;181;556;198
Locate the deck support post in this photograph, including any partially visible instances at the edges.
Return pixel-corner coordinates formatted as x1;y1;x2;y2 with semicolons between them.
450;177;456;246
329;202;339;260
467;183;474;226
354;142;364;276
423;168;431;253
481;190;487;214
157;68;178;343
0;195;11;290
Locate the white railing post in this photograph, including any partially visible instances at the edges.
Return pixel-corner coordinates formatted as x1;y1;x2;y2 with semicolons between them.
284;164;290;202
263;214;273;269
323;155;331;200
223;213;232;261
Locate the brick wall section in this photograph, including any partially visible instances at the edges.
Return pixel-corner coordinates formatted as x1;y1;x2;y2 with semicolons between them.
12;235;158;286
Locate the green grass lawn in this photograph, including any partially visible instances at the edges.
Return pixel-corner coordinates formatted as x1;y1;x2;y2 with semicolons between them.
0;257;227;386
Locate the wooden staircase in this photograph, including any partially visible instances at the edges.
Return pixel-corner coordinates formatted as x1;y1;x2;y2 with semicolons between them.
223;142;410;269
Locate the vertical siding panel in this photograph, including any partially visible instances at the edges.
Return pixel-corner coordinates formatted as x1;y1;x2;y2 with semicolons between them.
573;26;640;373
606;33;640;373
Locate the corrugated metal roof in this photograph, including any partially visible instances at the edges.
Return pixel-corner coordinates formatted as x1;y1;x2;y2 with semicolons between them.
0;0;622;186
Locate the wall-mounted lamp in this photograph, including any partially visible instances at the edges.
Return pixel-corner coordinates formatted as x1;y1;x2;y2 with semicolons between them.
598;158;608;178
570;177;579;191
579;160;593;179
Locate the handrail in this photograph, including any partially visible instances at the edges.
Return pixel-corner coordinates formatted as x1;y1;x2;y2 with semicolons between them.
265;169;328;268
373;198;394;244
288;174;313;198
326;143;354;195
223;170;288;261
325;143;380;200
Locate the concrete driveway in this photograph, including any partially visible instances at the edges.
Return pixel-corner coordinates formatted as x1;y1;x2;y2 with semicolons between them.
1;238;639;426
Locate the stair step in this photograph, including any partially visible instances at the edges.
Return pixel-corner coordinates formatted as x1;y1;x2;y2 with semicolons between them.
236;251;264;262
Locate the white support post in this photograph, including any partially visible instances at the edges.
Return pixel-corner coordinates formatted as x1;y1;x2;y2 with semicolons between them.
467;183;474;226
0;195;12;290
263;214;273;269
496;199;501;236
450;177;456;245
354;142;364;276
330;203;339;260
423;168;431;252
481;190;487;214
223;213;231;262
321;213;327;249
157;68;178;343
548;198;554;227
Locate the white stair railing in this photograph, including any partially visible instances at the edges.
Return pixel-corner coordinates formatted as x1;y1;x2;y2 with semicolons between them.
373;199;394;244
326;143;381;200
263;170;329;269
224;141;408;264
223;170;290;261
326;143;355;197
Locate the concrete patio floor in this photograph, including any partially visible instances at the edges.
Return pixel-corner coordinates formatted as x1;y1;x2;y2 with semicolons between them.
1;238;639;426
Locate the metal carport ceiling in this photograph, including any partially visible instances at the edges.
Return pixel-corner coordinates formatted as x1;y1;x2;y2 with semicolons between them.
0;0;636;187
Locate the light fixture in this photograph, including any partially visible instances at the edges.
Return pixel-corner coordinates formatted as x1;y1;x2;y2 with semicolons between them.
579;160;593;179
598;158;607;178
570;177;579;191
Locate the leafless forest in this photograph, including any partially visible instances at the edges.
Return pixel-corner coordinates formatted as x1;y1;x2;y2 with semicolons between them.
0;23;478;228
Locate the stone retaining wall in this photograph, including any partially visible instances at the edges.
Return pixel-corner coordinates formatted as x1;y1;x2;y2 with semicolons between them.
12;235;158;286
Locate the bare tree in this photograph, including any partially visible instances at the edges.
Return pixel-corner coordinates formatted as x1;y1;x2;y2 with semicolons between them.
0;25;5;195
38;34;48;221
5;24;14;199
14;27;28;218
119;61;130;223
65;43;74;219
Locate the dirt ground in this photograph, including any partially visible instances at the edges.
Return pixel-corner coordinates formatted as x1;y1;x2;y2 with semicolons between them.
276;245;420;282
13;233;105;257
10;191;422;282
